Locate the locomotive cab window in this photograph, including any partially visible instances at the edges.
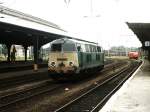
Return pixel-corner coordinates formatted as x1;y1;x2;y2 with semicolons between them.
76;43;82;52
51;44;62;51
51;42;76;52
77;46;81;52
63;43;76;51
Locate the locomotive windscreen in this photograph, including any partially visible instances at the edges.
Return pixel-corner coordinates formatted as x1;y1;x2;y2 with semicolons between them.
63;43;76;51
51;43;76;52
51;44;62;51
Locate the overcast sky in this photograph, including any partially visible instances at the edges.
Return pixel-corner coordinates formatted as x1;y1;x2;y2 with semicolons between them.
1;0;148;49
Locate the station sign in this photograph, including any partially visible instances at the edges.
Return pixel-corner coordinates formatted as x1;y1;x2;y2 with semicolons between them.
144;41;150;47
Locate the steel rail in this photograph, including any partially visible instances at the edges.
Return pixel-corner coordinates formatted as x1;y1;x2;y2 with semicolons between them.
55;62;131;112
0;81;62;111
0;60;114;90
0;59;128;111
0;71;48;89
0;79;51;99
54;62;132;112
91;62;141;112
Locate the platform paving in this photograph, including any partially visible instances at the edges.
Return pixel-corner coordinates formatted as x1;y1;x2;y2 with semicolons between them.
0;61;47;68
0;61;47;73
100;60;150;112
0;67;48;80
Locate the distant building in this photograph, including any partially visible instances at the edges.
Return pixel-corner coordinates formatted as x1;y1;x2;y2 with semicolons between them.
104;46;139;56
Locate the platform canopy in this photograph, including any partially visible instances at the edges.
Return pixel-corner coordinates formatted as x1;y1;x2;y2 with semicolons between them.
0;21;65;46
0;5;69;47
127;23;150;50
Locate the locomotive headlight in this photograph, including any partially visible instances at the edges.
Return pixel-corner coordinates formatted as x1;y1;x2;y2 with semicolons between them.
69;61;74;66
51;61;56;67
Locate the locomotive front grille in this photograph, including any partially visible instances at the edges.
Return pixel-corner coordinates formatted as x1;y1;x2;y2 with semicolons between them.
58;62;65;67
57;58;67;61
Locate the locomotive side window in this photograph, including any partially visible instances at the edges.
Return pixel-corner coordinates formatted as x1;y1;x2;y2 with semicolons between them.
94;46;97;52
92;45;97;52
51;44;62;51
81;44;86;52
85;44;90;52
89;45;92;52
97;46;101;52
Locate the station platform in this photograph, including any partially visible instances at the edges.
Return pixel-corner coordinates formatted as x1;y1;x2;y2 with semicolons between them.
0;67;48;80
100;60;150;112
0;61;47;73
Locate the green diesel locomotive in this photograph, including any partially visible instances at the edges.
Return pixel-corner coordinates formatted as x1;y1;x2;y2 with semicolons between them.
48;38;104;80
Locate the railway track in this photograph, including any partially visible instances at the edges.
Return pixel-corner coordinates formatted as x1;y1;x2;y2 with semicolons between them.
0;70;48;90
0;59;133;112
0;79;63;112
0;62;47;73
0;59;114;90
55;61;141;112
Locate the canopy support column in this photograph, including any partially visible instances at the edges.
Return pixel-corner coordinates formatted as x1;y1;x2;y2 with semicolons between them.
33;36;39;71
6;44;11;62
23;45;28;62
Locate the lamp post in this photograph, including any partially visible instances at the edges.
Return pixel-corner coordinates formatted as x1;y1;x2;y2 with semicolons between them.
64;0;70;6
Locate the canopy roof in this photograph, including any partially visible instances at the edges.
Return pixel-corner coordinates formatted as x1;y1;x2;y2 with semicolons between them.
127;22;150;49
0;21;64;46
0;5;98;47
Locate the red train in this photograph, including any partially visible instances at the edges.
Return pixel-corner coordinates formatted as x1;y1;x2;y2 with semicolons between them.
128;51;139;59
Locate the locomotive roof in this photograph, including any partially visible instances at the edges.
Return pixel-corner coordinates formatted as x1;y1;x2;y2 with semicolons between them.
51;38;99;46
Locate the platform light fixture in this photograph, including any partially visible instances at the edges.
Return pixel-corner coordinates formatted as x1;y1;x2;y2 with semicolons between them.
5;30;12;32
27;34;32;37
83;0;101;18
